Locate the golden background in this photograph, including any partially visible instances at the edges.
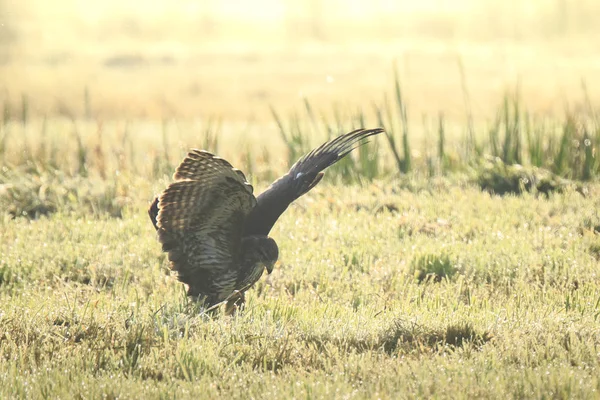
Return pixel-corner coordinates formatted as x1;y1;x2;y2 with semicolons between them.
2;0;599;124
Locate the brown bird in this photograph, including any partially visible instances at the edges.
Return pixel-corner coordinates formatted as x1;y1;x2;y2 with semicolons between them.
149;128;383;313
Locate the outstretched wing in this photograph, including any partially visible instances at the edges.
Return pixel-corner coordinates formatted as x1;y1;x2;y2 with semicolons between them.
151;150;256;303
243;128;383;236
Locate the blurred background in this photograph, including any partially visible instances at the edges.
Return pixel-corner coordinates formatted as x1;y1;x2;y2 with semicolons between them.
2;0;600;123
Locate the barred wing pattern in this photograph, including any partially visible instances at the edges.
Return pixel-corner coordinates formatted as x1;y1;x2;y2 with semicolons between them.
155;150;256;303
243;128;384;236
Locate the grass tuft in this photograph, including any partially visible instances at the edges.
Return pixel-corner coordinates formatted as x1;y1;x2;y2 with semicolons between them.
0;167;131;219
476;156;576;196
411;252;458;283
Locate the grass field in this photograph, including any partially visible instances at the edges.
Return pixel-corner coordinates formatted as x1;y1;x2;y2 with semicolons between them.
2;173;600;398
2;0;600;398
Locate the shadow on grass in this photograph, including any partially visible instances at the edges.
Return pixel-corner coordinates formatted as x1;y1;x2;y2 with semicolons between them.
302;318;492;357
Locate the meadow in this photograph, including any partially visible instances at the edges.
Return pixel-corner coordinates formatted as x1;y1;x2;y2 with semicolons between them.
2;0;600;398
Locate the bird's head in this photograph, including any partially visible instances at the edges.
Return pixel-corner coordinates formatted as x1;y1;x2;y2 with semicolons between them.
242;235;280;274
259;237;279;274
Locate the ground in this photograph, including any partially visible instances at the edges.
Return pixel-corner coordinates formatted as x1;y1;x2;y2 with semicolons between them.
1;181;600;398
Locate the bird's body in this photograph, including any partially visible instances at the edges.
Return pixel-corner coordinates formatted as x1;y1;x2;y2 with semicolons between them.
149;128;383;312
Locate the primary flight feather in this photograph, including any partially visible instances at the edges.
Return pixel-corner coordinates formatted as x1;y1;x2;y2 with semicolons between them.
149;128;383;312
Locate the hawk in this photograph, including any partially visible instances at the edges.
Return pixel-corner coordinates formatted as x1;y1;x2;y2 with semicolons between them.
149;128;383;312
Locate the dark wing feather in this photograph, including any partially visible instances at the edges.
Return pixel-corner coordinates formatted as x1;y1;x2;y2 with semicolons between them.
243;128;383;236
152;150;256;304
148;196;160;230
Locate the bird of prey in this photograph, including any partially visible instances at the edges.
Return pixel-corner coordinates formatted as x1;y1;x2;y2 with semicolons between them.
149;128;383;313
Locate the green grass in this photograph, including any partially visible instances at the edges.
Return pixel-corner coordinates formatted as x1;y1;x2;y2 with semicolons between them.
1;176;600;398
1;80;600;397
